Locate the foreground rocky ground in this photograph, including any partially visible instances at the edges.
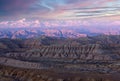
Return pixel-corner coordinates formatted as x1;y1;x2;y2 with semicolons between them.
0;65;120;81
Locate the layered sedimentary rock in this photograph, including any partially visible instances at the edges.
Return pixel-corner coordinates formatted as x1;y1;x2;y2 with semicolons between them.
5;44;114;61
0;43;120;74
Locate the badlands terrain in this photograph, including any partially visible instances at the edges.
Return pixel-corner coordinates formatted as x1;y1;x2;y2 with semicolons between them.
0;35;120;81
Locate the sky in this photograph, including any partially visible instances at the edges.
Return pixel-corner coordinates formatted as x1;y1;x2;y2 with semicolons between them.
0;0;120;27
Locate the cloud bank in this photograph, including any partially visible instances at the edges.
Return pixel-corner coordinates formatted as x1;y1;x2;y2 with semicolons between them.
0;0;120;20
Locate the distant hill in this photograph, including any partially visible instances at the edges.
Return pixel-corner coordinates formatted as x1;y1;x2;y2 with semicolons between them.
1;26;119;39
1;24;120;39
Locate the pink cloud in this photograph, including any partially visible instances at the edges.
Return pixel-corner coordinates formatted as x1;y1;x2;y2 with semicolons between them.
0;18;40;28
0;18;120;28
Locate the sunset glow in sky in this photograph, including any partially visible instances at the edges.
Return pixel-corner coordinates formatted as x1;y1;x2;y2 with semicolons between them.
0;0;120;27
